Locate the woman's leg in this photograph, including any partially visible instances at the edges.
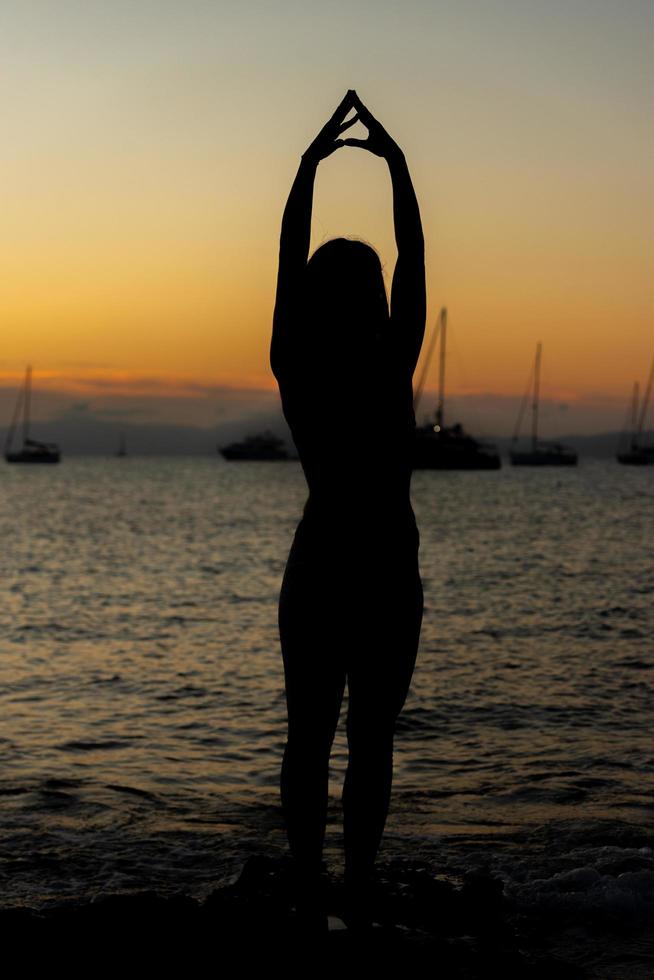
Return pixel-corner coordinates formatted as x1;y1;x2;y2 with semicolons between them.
278;558;346;879
342;569;423;894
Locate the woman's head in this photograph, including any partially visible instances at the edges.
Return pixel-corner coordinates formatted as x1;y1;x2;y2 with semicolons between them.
302;238;389;370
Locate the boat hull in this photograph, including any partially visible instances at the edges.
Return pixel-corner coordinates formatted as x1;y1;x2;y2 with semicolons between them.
219;449;291;461
413;449;501;470
510;451;577;466
413;425;502;471
219;430;291;461
5;451;60;463
617;450;654;465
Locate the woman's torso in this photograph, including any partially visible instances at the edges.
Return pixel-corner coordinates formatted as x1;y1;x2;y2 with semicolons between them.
278;326;419;563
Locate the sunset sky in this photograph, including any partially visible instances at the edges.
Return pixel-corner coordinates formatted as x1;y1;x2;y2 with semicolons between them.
2;0;652;436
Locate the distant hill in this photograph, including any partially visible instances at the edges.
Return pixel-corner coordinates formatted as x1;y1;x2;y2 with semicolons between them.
496;431;653;459
1;412;650;459
0;409;293;457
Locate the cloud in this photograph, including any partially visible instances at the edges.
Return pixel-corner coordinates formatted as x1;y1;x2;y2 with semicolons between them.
90;405;151;419
416;388;627;437
0;374;281;428
0;371;634;440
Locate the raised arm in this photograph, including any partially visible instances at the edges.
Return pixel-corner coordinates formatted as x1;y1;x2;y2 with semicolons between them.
270;157;316;381
388;150;426;373
270;91;358;380
344;93;426;373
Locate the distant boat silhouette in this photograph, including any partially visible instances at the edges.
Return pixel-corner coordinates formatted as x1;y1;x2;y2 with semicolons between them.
4;365;60;464
115;432;127;458
219;430;292;461
509;343;577;466
617;358;654;465
413;308;501;470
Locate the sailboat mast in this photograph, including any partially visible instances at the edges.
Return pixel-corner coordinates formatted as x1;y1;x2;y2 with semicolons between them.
635;357;654;443
631;381;640;450
23;364;32;444
531;342;541;453
413;312;442;416
5;370;25;453
436;307;447;430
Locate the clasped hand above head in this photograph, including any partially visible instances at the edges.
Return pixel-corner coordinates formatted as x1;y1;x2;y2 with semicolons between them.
302;90;403;164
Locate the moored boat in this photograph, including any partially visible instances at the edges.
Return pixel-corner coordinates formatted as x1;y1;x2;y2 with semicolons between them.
413;308;501;470
617;360;654;465
4;366;60;464
509;343;577;466
115;432;127;458
219;430;291;461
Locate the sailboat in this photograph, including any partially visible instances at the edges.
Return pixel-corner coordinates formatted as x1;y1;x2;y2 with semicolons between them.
509;343;577;466
617;358;654;465
413;308;501;470
115;432;127;458
4;365;61;464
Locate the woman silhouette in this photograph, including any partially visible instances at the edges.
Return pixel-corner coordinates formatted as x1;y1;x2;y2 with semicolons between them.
271;91;425;928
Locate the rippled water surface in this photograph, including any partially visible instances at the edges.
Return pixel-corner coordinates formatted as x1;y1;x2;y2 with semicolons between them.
1;457;652;921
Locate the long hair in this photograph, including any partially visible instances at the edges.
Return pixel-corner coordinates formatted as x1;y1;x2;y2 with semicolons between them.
301;238;390;376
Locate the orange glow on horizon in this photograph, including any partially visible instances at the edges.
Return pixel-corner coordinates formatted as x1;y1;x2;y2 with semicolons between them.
2;3;652;427
0;369;278;398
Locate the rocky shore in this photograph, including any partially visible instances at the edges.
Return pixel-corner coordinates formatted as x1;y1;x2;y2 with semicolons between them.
4;855;652;977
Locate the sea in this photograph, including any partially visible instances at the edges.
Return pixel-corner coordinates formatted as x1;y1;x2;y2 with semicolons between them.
1;457;652;968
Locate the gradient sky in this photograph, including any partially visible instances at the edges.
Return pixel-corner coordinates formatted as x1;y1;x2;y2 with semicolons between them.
2;0;653;433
